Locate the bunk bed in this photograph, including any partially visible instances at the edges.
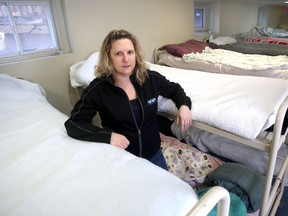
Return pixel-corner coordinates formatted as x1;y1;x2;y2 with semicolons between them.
0;73;233;216
151;63;288;216
154;39;288;79
68;52;288;216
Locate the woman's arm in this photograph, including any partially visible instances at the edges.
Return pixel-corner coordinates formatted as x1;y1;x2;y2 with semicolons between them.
64;118;112;143
65;84;113;143
151;70;192;131
176;105;192;131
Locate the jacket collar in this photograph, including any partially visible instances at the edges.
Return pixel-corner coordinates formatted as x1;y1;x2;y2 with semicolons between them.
105;73;138;86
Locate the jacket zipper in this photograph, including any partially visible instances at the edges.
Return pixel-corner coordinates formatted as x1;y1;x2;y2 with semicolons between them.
129;79;144;158
116;84;144;158
128;98;144;158
137;99;144;157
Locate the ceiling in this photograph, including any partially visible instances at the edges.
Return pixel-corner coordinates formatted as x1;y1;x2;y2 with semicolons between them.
197;0;288;6
242;0;287;5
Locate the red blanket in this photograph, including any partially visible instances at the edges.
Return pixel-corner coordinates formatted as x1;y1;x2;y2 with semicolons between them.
244;36;288;45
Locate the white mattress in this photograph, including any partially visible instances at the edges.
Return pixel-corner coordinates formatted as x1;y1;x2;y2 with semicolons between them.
148;63;288;140
0;74;199;216
156;51;288;80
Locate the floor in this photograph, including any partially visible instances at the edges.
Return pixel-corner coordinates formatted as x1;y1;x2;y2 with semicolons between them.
275;186;288;216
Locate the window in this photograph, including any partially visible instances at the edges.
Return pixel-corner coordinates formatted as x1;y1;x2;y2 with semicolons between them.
0;0;70;64
194;8;204;29
194;2;220;34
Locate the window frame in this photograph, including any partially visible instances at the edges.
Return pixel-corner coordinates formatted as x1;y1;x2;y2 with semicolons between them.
194;5;207;32
194;7;205;30
194;1;220;35
0;0;70;64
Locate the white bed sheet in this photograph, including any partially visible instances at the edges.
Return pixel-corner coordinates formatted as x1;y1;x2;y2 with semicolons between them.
0;74;199;216
69;53;288;140
148;63;288;140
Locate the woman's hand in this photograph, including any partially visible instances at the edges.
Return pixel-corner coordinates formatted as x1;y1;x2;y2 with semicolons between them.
176;105;192;131
110;132;130;149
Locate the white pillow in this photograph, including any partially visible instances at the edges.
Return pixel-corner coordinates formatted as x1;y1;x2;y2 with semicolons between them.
209;35;237;45
69;52;100;88
69;61;85;88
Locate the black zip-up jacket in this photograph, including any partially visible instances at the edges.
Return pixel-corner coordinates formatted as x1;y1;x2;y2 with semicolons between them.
65;69;191;159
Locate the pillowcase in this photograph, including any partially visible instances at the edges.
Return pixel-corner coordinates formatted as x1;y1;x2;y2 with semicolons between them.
209;35;237;45
69;52;100;88
161;40;210;57
186;38;208;45
186;38;212;50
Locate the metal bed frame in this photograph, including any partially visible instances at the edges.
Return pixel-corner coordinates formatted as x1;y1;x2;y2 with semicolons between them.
160;96;288;216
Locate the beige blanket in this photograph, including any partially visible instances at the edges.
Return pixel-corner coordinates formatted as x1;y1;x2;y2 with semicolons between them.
183;47;288;71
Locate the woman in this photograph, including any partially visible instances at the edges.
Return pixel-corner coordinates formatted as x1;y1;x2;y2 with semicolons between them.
65;29;192;170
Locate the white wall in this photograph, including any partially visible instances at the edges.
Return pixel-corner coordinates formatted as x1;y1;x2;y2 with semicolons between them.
218;1;259;36
258;6;285;27
0;0;194;115
193;0;260;41
266;6;286;27
281;11;288;24
195;0;285;41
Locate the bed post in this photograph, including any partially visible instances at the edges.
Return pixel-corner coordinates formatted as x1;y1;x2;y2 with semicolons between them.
186;186;230;216
260;97;288;216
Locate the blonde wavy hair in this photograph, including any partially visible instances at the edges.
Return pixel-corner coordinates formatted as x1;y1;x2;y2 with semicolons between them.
95;29;148;85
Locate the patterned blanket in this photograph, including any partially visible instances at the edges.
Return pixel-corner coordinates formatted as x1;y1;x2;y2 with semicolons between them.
160;134;224;188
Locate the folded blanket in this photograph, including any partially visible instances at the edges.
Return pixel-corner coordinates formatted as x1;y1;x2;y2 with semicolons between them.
205;163;265;213
255;26;288;38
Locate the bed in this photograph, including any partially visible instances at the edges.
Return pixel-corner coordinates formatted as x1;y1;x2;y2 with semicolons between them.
207;39;288;56
154;63;288;216
207;26;288;56
235;26;288;42
0;73;234;216
154;39;288;79
69;53;288;216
